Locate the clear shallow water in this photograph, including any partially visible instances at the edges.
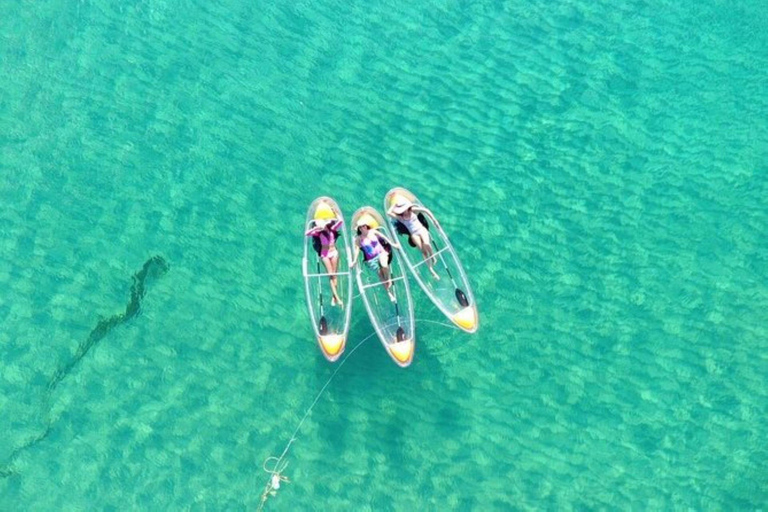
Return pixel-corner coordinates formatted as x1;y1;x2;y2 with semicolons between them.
1;0;767;509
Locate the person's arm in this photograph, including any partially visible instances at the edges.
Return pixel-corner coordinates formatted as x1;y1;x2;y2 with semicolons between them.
375;229;400;249
330;219;344;232
350;239;360;267
385;205;399;218
413;206;439;228
411;205;431;217
304;225;321;236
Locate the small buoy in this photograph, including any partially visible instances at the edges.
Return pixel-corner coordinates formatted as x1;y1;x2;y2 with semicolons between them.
271;474;281;490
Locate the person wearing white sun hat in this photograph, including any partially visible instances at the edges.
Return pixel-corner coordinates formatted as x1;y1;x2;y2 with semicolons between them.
386;199;440;280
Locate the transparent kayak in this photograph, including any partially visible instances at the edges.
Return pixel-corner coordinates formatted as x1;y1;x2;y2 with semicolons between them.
350;206;416;367
302;197;353;361
383;187;478;333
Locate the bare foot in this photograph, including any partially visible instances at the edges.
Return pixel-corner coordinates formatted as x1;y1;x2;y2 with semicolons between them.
430;268;440;280
387;289;396;302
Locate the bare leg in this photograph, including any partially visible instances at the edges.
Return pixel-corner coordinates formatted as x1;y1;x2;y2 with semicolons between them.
329;252;343;307
322;256;342;306
413;233;439;279
379;258;395;301
421;231;440;279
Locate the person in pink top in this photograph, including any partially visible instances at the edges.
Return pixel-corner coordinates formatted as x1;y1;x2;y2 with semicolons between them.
305;218;344;307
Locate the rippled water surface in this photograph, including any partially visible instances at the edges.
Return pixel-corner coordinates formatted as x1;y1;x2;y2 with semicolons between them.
1;0;767;509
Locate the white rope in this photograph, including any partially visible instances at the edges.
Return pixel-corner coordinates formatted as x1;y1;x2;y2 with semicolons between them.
415;318;459;330
257;330;376;510
256;315;460;509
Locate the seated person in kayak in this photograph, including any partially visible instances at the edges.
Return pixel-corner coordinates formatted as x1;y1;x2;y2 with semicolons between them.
386;199;440;280
305;218;344;307
350;219;400;302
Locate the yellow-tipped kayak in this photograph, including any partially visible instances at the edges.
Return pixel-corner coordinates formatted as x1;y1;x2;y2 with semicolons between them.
302;197;353;362
350;206;416;367
384;187;478;333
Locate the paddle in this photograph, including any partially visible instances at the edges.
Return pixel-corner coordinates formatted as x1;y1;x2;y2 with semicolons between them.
316;259;327;335
392;288;407;343
455;288;469;308
426;218;470;308
398;209;471;309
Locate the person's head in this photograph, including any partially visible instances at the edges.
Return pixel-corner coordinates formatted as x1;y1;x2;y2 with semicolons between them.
392;200;413;217
317;219;332;230
356;221;370;236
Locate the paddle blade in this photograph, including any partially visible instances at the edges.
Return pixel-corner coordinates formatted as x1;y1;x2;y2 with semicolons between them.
396;326;406;342
319;316;328;335
455;288;470;308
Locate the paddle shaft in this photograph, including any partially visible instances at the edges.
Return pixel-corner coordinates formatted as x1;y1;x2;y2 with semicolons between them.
432;239;458;289
431;234;469;308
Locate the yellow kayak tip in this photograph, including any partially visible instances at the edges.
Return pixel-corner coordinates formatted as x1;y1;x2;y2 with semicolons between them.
389;338;414;367
319;334;345;361
313;201;336;220
355;212;379;229
453;306;478;333
388;193;409;208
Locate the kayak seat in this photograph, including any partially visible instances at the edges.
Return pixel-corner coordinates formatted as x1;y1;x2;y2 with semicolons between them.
380;237;394;264
418;212;430;231
312;235;322;256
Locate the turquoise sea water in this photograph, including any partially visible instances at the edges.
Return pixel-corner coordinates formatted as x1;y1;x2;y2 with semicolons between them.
2;0;767;509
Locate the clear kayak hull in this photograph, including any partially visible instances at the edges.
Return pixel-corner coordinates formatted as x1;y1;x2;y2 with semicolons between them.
302;197;353;361
351;206;416;367
384;188;478;333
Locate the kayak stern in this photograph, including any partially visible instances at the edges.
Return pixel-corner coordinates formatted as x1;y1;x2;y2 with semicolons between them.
319;334;345;361
388;338;414;367
452;306;478;333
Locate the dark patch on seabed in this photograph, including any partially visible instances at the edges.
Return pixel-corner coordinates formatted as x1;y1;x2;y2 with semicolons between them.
0;256;169;478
